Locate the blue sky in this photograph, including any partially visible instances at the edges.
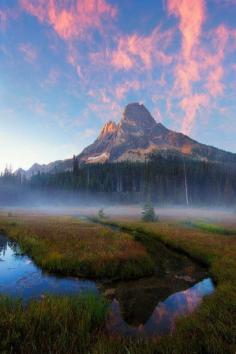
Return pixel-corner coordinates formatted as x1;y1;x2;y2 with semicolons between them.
0;0;236;171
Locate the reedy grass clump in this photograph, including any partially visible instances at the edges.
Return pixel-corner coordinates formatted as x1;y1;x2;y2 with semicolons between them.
0;294;107;354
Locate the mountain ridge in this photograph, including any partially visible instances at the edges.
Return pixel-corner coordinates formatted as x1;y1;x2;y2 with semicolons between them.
79;102;236;164
18;103;236;178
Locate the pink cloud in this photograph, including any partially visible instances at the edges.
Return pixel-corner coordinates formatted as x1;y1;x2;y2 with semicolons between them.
99;89;111;104
110;26;174;71
43;68;60;87
66;45;86;79
201;25;236;97
166;0;236;134
115;80;141;100
156;51;173;65
167;0;206;95
20;0;117;40
111;48;134;70
19;43;38;63
15;0;236;136
167;0;208;133
89;49;112;71
206;66;224;97
0;9;8;30
168;0;205;61
181;94;209;134
0;7;19;30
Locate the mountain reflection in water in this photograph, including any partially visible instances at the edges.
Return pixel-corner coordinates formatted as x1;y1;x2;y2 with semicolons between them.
0;233;215;338
107;278;215;337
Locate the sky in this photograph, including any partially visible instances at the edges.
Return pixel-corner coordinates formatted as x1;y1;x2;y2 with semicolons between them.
0;0;236;172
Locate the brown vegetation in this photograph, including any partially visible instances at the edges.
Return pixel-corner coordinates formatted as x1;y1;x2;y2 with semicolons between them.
0;212;154;279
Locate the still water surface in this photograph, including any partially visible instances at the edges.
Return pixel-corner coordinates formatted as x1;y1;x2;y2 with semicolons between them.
0;234;215;337
0;234;97;300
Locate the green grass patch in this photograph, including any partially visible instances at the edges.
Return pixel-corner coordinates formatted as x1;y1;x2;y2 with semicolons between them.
0;294;108;354
184;220;236;236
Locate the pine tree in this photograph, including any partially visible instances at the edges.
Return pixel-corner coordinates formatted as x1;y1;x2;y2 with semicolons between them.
73;155;79;176
142;200;158;222
98;208;106;219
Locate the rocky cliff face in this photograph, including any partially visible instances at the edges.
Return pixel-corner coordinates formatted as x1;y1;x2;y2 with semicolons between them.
18;102;236;177
79;102;236;164
79;103;163;163
99;121;117;138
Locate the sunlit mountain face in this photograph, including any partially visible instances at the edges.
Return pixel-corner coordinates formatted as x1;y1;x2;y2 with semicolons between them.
0;0;236;172
16;102;236;178
78;103;236;164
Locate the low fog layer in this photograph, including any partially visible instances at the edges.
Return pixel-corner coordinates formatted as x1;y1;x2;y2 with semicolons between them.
1;203;236;227
1;181;235;226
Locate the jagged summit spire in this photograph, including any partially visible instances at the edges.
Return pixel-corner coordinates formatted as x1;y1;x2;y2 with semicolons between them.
99;121;117;139
120;102;157;134
18;102;236;175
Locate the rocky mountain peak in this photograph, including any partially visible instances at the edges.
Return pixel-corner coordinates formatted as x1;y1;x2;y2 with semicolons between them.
18;103;236;176
121;103;157;128
99;121;117;139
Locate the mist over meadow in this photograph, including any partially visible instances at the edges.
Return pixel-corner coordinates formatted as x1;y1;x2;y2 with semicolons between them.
1;153;236;212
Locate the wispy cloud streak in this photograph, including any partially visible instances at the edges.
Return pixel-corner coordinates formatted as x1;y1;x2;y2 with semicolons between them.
1;0;236;140
19;42;38;63
20;0;117;40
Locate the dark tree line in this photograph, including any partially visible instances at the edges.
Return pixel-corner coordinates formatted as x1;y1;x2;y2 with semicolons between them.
1;155;236;206
0;167;23;184
28;155;236;206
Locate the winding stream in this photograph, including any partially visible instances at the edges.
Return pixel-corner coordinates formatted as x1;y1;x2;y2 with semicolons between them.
0;233;215;337
0;234;97;300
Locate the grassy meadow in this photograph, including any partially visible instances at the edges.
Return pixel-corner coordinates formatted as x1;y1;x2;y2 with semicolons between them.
0;213;154;279
0;210;235;353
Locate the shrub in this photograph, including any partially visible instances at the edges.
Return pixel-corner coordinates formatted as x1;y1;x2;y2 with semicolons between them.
98;208;106;219
142;201;158;222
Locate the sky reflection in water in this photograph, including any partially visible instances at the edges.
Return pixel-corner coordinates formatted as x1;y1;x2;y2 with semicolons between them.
0;234;97;301
0;234;215;337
